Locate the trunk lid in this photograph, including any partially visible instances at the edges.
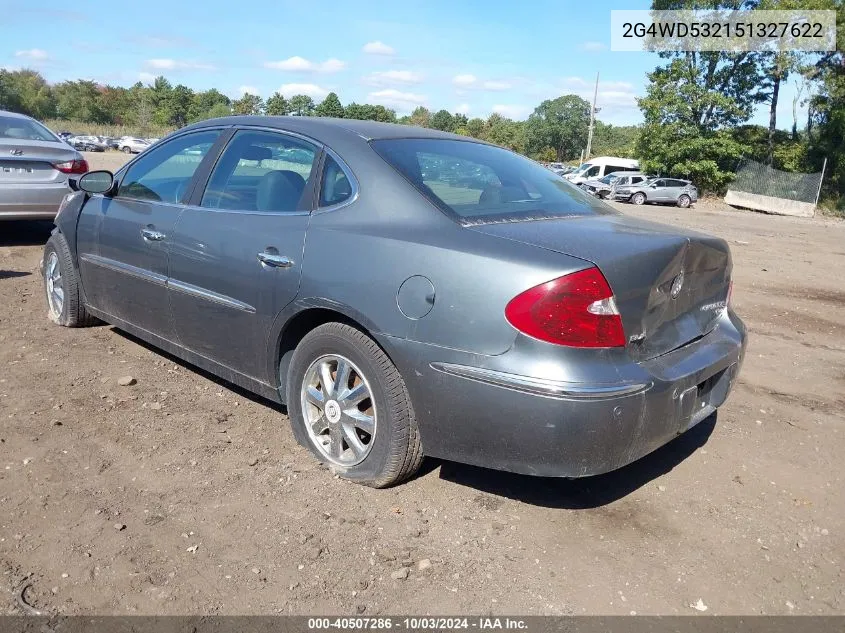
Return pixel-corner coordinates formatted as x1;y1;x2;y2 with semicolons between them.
0;139;77;185
468;213;732;361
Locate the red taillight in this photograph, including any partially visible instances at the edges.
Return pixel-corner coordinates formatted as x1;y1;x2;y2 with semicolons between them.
505;267;626;348
53;159;89;175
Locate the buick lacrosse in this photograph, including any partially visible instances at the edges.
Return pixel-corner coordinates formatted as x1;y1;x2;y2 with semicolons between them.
42;116;746;487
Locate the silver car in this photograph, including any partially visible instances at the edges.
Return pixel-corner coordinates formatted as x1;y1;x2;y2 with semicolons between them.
614;177;699;208
1;110;88;220
581;172;649;199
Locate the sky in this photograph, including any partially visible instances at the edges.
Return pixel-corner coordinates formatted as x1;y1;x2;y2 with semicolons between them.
1;0;805;128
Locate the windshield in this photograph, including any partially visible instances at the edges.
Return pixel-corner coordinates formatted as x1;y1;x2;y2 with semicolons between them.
599;174;618;184
0;115;60;142
371;138;615;224
571;163;592;176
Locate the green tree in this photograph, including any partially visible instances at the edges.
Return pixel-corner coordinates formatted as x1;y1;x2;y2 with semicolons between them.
591;122;640;158
345;102;396;122
408;106;431;127
314;92;344;118
232;93;265;115
0;69;55;119
204;102;232;119
430;109;455;132
53;80;108;122
288;94;315;116
189;88;231;122
525;94;590;161
166;84;194;127
484;114;526;153
466;118;485;138
265;92;289;115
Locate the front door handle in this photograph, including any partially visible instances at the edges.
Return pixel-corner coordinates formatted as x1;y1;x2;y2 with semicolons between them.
257;252;293;268
141;227;166;241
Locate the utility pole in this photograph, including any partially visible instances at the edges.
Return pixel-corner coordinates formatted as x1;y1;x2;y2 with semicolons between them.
584;72;599;161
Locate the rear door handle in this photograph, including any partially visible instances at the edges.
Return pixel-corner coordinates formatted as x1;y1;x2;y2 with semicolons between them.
141;227;166;241
257;252;293;268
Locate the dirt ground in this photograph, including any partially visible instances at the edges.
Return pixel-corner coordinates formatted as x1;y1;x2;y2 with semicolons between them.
0;151;843;616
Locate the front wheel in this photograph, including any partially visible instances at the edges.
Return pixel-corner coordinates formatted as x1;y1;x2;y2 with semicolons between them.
677;194;691;208
122;146;132;154
42;233;97;327
287;322;423;488
631;192;646;205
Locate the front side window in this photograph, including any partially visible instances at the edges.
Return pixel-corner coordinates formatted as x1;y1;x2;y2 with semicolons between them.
201;130;318;213
584;165;600;177
117;130;220;203
319;155;354;207
371;138;615;224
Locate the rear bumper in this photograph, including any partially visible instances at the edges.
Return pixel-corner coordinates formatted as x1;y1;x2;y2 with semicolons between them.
383;310;747;477
0;182;67;219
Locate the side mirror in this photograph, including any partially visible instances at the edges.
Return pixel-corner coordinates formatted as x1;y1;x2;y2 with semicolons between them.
78;170;115;195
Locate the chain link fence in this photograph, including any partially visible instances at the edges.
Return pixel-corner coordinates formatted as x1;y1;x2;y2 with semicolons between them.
725;158;825;217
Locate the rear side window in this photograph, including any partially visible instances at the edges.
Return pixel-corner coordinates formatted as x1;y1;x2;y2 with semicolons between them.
117;130;220;203
201;130;318;213
371;138;614;224
319;155;354;207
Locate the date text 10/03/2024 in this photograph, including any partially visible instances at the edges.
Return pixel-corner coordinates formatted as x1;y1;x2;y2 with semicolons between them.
307;617;529;630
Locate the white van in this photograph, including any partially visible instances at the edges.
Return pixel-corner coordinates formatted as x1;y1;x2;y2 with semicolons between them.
565;157;639;185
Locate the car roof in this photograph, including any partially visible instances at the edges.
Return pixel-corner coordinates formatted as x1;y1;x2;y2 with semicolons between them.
0;109;34;120
181;115;484;144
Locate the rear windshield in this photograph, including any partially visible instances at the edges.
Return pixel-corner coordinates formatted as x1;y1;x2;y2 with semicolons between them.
371;138;613;224
0;115;60;142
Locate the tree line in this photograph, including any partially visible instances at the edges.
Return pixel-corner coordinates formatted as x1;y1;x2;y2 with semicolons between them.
0;0;842;211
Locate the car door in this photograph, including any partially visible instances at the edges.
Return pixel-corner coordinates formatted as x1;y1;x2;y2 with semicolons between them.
649;179;667;201
665;179;685;201
77;129;223;340
167;128;322;380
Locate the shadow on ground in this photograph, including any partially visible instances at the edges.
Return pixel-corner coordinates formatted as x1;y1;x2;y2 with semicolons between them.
435;414;717;509
114;324;714;508
0;221;53;247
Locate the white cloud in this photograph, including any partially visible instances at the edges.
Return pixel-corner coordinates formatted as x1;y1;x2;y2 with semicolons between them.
14;49;49;62
145;58;216;71
455;103;471;115
279;83;329;99
362;41;395;55
363;70;423;86
482;80;511;91
367;88;426;111
581;41;606;51
264;56;346;73
452;74;477;87
239;85;259;96
138;72;157;83
452;74;511;91
560;76;638;112
492;104;530;119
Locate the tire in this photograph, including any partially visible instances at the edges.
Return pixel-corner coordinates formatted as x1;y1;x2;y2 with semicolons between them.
677;194;691;208
122;146;132;154
42;233;97;328
631;192;646;205
287;322;423;488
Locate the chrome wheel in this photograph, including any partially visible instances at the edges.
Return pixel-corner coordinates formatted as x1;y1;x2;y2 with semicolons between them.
45;251;64;318
300;354;377;467
678;195;691;208
632;192;646;205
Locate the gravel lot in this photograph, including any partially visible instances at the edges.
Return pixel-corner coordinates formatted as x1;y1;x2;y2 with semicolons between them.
1;152;843;615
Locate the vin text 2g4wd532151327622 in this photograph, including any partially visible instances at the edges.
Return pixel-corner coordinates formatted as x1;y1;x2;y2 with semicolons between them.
41;116;747;487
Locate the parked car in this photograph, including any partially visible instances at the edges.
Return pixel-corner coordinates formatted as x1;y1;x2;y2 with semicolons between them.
56;131;75;140
581;172;649;199
118;137;150;153
42;117;745;487
100;136;120;150
614;177;699;208
0;110;88;220
68;135;106;152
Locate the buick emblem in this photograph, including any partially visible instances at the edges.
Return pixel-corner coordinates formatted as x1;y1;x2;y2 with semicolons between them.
670;271;685;298
10;149;23;156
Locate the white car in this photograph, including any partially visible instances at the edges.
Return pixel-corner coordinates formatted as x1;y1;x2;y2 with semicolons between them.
119;137;150;154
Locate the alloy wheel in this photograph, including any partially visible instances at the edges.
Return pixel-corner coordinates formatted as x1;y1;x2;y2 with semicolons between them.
45;251;64;318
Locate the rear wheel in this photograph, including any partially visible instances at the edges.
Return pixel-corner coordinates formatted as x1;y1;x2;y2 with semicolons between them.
42;233;97;327
632;192;646;205
677;194;691;208
287;322;423;488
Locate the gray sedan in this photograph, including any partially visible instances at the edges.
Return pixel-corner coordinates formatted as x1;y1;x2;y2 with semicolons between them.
42;116;746;487
1;110;88;220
